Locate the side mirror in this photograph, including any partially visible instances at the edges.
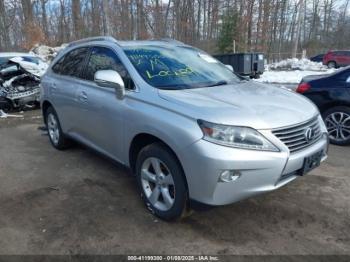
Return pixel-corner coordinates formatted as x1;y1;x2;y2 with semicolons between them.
94;70;125;100
225;64;234;72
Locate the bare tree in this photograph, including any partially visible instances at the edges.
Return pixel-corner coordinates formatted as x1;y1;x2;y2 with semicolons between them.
292;0;304;58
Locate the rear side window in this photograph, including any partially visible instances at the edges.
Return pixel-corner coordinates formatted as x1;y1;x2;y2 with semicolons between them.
84;46;133;89
333;51;350;56
52;47;89;78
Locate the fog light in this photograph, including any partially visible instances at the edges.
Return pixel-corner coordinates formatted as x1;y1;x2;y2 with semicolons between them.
219;170;241;183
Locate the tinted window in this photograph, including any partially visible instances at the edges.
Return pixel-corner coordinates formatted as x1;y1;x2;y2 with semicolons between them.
84;46;133;89
334;51;350;56
52;47;89;77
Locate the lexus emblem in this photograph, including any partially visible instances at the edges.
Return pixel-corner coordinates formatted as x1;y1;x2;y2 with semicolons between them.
304;127;314;142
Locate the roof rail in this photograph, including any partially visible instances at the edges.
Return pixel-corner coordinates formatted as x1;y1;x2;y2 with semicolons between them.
156;38;185;45
67;36;118;48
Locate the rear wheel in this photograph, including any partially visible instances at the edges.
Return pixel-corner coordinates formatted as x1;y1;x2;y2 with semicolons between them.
135;143;189;221
327;61;337;68
45;107;71;150
323;106;350;145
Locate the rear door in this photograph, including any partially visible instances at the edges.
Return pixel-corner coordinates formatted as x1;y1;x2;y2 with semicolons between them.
49;47;90;134
336;51;349;66
328;69;350;104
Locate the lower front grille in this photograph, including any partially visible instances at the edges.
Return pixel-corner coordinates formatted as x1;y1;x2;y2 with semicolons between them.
272;117;322;153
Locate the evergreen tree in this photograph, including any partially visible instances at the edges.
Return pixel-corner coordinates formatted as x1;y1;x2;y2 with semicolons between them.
218;9;237;53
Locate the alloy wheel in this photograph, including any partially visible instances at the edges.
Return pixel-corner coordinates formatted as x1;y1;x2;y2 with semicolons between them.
47;113;60;145
141;157;175;211
325;112;350;142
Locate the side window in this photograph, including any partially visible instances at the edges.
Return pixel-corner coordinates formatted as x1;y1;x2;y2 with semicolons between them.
52;47;89;78
84;46;134;89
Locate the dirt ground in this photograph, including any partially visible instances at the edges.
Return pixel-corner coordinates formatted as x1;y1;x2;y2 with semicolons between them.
0;109;349;255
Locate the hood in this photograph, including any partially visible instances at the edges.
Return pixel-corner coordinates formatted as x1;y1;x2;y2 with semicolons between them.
9;57;48;77
158;81;318;129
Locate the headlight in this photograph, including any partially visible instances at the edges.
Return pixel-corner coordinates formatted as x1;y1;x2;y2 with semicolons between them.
198;120;279;152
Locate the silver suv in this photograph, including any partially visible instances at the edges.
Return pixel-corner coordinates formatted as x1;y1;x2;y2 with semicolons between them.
41;37;329;220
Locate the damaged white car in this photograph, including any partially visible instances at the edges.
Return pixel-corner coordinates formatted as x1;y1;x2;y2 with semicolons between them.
0;54;48;111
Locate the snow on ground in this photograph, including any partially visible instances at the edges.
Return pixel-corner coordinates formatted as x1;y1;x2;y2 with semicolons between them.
0;110;23;119
256;58;336;84
30;43;67;63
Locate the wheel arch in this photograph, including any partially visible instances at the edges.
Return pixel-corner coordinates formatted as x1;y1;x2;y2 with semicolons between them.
320;102;350;115
327;60;337;67
128;133;189;190
41;100;53;124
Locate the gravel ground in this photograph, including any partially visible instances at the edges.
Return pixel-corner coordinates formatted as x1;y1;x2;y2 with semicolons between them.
0;110;349;255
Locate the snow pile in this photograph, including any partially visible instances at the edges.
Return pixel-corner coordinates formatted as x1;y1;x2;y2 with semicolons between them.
255;70;334;84
268;58;327;71
255;58;337;84
30;43;68;63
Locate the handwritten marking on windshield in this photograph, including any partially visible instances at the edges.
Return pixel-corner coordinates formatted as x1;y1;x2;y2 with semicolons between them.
146;67;195;79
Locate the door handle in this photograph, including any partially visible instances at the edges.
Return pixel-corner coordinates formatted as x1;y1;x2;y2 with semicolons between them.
51;82;57;89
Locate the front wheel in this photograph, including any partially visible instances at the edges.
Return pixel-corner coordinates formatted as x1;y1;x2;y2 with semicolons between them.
135;143;189;221
323;106;350;145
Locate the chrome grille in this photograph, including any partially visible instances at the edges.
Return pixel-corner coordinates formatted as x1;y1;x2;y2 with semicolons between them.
272;117;322;153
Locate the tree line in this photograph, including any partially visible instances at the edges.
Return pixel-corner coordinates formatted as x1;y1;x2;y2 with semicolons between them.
0;0;349;60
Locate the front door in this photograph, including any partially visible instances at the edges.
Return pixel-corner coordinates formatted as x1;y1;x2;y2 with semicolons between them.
76;46;133;162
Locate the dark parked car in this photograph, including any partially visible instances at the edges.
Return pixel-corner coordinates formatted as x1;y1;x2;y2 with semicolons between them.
309;54;324;63
323;50;350;68
297;66;350;145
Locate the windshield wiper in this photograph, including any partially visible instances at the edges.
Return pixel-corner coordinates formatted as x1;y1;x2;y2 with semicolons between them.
205;81;228;87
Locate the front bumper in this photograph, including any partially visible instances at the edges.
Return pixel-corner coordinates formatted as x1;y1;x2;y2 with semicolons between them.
179;130;328;206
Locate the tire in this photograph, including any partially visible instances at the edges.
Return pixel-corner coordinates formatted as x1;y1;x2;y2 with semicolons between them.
0;98;12;112
323;106;350;146
327;61;337;69
135;143;189;221
45;106;71;150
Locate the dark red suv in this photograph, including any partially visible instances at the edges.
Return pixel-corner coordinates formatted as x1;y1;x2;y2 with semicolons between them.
323;50;350;68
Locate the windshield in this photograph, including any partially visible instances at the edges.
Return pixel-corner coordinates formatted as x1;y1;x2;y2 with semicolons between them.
123;45;241;89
